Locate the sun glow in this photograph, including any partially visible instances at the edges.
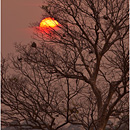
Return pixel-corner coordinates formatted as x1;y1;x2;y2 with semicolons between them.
40;17;59;28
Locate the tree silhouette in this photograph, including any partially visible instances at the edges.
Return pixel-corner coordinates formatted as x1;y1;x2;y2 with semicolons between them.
2;0;129;130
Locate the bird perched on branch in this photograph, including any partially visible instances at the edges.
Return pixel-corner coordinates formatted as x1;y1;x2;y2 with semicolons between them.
63;34;66;37
89;50;93;54
17;57;22;62
103;15;109;20
70;108;79;114
31;42;37;48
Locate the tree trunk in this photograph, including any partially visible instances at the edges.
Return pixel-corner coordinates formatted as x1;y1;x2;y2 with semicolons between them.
97;117;108;130
89;117;108;130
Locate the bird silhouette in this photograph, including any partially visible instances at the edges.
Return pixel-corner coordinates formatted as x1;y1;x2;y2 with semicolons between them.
89;50;93;54
63;34;66;37
103;15;108;20
31;42;37;48
56;114;59;117
70;108;78;114
17;57;22;61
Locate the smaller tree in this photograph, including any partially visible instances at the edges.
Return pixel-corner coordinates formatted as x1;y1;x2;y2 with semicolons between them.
1;53;86;130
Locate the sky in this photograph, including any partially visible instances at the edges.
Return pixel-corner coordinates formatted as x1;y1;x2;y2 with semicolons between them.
2;0;43;57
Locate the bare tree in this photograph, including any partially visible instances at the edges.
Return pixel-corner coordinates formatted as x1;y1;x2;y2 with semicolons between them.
2;52;86;130
2;0;129;130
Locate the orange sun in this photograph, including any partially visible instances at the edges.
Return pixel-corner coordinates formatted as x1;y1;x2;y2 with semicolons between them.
40;17;59;29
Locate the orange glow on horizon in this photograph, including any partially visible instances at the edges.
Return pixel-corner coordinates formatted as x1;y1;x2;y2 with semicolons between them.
40;17;59;29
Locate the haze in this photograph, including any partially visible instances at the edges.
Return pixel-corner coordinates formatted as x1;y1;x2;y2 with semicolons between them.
2;0;43;56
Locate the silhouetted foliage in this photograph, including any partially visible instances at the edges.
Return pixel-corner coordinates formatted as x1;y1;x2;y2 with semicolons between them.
31;42;37;48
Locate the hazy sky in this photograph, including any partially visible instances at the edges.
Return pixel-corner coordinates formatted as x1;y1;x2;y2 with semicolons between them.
2;0;43;56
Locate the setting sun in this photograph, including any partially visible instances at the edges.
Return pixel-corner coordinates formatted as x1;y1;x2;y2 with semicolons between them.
40;17;59;28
